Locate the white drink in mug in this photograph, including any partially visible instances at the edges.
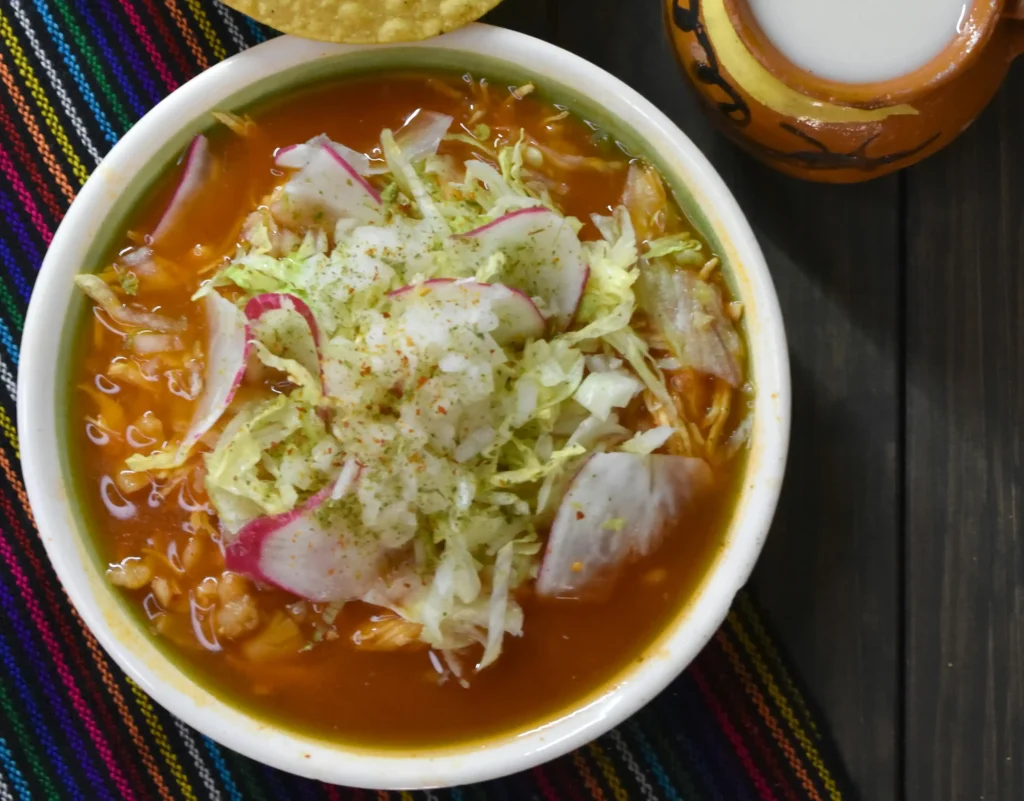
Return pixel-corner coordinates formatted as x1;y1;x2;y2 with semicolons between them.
745;0;974;84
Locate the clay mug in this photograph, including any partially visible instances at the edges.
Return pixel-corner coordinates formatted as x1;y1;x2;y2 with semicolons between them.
665;0;1024;182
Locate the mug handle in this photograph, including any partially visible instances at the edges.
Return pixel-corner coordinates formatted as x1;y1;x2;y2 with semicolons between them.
1006;0;1024;57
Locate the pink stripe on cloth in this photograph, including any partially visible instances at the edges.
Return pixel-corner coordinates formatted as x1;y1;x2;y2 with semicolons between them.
114;0;179;92
0;141;52;244
0;513;135;799
691;663;778;801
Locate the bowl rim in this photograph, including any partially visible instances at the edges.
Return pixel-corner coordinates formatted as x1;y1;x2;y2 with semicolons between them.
17;25;791;789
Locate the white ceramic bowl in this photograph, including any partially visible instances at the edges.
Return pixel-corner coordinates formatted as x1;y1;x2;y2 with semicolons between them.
18;26;790;789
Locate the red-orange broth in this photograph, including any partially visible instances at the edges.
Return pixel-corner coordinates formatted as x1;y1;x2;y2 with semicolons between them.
69;72;748;746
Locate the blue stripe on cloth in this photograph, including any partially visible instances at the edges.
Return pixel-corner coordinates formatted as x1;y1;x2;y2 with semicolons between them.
0;238;33;307
0;315;21;366
88;0;165;106
0;737;33;800
625;719;684;801
202;737;243;801
28;0;119;145
65;0;148;122
0;632;87;800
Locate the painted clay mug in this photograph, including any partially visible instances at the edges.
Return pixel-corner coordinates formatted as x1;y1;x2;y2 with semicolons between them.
665;0;1024;182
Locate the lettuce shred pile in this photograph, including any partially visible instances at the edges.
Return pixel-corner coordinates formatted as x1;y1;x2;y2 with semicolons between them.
128;123;704;670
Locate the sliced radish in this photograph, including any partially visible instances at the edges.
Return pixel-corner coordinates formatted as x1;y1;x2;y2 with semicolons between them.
272;140;383;230
275;134;375;176
242;292;319;374
128;292;248;471
389;279;545;345
152;135;211;243
224;475;385;603
536;452;713;600
393;110;453;163
456;207;589;330
177;292;250;457
244;293;322;386
243;292;321;346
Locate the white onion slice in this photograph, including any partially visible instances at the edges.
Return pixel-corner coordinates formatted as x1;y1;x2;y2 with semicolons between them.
131;333;183;355
389;278;545;345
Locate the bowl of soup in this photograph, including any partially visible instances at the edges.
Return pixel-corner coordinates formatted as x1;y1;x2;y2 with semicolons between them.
18;26;789;789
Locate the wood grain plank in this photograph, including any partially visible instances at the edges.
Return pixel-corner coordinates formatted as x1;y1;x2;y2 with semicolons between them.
483;0;550;38
905;66;1024;801
550;4;901;799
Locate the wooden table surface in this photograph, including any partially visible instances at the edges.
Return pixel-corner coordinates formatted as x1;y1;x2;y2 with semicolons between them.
484;2;1024;799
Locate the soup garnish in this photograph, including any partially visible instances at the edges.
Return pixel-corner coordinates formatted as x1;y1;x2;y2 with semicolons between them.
71;73;751;744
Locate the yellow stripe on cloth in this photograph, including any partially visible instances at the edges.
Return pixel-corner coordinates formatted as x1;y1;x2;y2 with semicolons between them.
183;0;228;61
588;741;630;801
128;679;199;801
0;406;18;458
737;593;821;737
0;8;89;184
573;750;608;801
728;613;843;801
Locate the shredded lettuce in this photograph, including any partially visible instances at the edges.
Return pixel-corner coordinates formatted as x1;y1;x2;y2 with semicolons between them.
573;371;644;421
620;426;676;454
646;232;704;264
169;125;687;670
569;207;639;342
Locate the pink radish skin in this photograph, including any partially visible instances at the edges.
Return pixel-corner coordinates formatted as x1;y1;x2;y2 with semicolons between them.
388;278;545;345
272;141;383;230
456;207;589;330
321;145;381;202
152;135;211;244
276;116;451;180
244;292;322;348
457;205;547;237
536;452;713;601
224;468;386;603
244;291;325;388
275;135;378;177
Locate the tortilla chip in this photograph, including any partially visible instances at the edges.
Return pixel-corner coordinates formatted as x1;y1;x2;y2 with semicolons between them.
223;0;504;44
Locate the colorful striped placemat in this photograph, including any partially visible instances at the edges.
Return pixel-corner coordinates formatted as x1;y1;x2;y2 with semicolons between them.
0;2;855;798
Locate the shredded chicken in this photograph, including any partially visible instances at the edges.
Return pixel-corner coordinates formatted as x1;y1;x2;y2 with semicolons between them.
215;573;260;639
645;389;693;456
240;613;303;661
704;379;733;455
352;616;425;651
212;111;256;137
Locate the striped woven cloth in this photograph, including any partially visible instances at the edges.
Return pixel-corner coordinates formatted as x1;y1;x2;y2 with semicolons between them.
0;2;855;799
